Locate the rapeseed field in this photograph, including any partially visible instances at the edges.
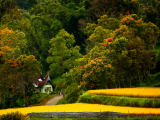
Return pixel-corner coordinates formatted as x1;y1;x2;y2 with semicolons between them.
87;87;160;98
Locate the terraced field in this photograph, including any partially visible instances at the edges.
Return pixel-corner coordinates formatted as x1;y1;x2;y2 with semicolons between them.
78;87;160;108
87;87;160;98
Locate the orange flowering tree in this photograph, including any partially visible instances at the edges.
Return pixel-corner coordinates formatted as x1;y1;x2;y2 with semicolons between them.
0;55;40;107
111;14;159;87
84;15;120;53
120;14;159;50
82;14;159;88
61;13;159;103
81;57;114;89
0;27;26;62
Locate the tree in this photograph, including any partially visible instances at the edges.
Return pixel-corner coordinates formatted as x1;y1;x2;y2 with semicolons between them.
86;26;112;52
29;0;86;52
85;0;139;22
82;14;159;88
13;0;38;10
0;27;26;62
0;55;41;105
84;14;121;53
0;0;16;20
47;29;82;77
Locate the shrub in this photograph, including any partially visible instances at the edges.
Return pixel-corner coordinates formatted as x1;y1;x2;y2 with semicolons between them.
56;98;67;105
16;98;26;107
0;111;30;120
65;83;83;103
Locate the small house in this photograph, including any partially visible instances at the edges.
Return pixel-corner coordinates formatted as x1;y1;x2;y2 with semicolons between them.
34;73;56;94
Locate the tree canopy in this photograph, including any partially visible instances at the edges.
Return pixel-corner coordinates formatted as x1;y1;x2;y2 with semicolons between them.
0;0;160;105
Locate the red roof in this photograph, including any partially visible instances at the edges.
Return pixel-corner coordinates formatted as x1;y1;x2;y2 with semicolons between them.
34;74;55;88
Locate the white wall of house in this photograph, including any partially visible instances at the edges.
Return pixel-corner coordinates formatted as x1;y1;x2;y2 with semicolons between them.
41;85;53;93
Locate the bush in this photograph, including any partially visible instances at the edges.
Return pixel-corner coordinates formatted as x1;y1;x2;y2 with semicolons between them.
16;98;26;107
0;111;30;120
29;94;40;105
65;83;83;103
56;98;67;105
50;91;56;95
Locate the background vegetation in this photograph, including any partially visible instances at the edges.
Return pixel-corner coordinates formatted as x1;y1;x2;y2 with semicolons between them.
0;0;160;108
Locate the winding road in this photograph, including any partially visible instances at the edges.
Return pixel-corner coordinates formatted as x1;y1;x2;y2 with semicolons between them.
45;95;63;105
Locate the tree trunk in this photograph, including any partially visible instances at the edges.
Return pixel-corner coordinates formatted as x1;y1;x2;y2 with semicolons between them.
122;80;126;88
114;80;117;88
118;80;121;88
143;72;147;79
130;73;132;88
138;73;141;82
149;52;151;76
0;89;1;103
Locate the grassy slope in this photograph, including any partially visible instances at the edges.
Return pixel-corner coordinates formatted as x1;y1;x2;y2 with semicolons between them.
56;98;67;105
52;76;62;84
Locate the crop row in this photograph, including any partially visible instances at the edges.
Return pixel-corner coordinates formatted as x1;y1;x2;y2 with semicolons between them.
87;88;160;98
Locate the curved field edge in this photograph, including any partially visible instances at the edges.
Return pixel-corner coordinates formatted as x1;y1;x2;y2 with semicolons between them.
87;87;160;98
77;93;160;108
0;103;160;116
30;117;160;120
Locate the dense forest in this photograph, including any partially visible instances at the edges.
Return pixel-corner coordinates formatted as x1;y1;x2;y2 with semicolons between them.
0;0;160;107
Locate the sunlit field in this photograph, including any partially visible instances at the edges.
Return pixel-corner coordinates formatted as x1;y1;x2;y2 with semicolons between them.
0;103;160;116
87;87;160;98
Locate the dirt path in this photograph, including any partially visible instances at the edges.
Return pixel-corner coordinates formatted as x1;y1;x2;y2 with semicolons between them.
45;95;63;105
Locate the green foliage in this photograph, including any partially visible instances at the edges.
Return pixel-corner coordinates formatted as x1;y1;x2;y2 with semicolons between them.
0;55;41;109
65;83;84;103
0;27;27;61
84;23;97;37
78;92;160;108
86;0;139;23
52;76;62;84
62;65;85;89
0;0;160;106
13;0;38;10
47;29;82;77
81;57;115;89
0;0;16;19
55;79;65;93
0;55;40;92
0;111;30;120
56;98;67;105
29;93;42;105
86;26;112;52
98;15;121;31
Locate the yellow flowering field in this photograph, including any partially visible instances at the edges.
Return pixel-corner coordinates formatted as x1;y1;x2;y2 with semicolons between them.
87;87;160;98
0;103;160;116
